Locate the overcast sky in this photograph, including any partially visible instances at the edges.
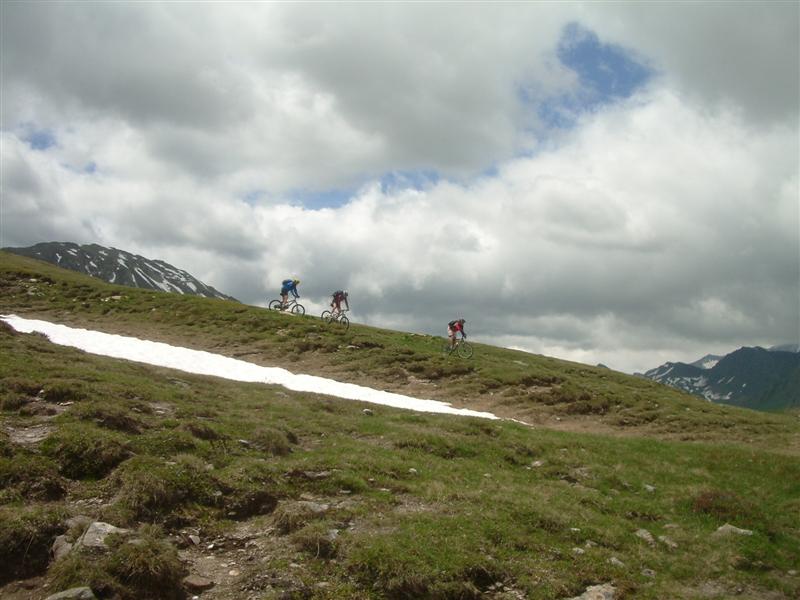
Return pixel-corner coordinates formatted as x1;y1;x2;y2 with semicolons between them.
2;2;798;373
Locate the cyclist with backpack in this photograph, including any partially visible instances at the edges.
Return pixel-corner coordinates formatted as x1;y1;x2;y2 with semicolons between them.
280;278;300;308
447;318;467;350
331;290;349;316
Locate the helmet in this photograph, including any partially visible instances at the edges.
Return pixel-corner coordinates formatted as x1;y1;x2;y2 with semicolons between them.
294;279;300;284
460;318;466;324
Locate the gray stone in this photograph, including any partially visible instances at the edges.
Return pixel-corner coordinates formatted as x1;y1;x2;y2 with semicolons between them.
45;587;96;600
75;522;130;550
296;501;330;514
658;535;678;549
183;574;215;592
64;515;93;531
52;535;73;561
712;523;754;537
641;569;656;578
565;583;616;600
634;528;655;545
608;557;625;568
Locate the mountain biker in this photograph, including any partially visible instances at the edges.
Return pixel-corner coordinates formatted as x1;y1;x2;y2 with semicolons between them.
280;278;300;309
448;318;466;350
331;290;349;316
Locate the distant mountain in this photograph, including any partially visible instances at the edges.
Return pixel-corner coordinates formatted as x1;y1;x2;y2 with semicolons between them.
643;346;800;410
3;242;237;301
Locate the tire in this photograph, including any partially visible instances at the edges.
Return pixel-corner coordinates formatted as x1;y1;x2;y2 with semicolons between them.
291;303;305;316
457;340;473;359
340;315;350;331
268;299;283;311
442;342;454;356
320;310;332;321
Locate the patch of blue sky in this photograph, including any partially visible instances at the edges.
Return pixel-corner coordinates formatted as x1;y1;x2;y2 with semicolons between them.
379;170;440;194
287;187;356;210
22;126;57;151
537;22;653;129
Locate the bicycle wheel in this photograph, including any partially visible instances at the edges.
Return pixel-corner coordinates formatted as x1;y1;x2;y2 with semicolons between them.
456;340;473;359
320;310;332;321
339;315;350;331
268;299;283;311
442;342;454;356
291;303;305;316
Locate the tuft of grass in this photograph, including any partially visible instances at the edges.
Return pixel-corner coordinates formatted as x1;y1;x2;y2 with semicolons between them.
49;524;186;600
251;426;295;456
290;521;339;559
0;505;67;584
72;402;145;433
0;453;67;503
105;524;186;600
691;488;764;529
109;454;220;524
41;423;132;479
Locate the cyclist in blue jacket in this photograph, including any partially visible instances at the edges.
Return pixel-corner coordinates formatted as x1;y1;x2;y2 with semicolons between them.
280;278;300;308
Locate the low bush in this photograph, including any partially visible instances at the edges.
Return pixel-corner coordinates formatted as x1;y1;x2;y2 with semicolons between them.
0;505;67;583
0;453;67;502
41;424;131;479
111;454;220;523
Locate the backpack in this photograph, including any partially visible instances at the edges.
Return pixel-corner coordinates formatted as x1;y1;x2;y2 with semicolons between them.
282;279;293;287
448;320;457;328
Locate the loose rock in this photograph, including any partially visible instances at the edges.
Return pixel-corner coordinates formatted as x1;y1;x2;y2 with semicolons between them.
45;588;96;600
52;535;73;561
74;522;131;550
183;575;215;592
712;523;754;537
634;529;655;545
565;583;616;600
658;535;678;549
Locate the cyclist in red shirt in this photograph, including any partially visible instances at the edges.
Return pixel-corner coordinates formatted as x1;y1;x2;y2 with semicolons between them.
331;290;349;316
447;318;466;350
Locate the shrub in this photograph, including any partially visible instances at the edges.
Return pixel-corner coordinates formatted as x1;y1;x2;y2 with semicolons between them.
0;392;28;412
50;524;186;600
691;489;762;528
112;455;219;523
4;377;42;395
105;524;187;599
73;402;145;433
0;506;67;583
41;424;131;479
290;522;339;559
0;454;67;503
41;380;87;403
251;426;294;456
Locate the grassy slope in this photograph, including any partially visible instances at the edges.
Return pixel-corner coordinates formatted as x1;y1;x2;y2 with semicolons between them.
1;251;799;599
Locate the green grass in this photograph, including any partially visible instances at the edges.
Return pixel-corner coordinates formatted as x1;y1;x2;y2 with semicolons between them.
1;251;799;599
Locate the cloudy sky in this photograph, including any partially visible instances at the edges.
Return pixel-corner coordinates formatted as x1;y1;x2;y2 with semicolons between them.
2;2;798;373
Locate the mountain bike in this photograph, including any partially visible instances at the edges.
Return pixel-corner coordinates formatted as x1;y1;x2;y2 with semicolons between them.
443;337;473;359
320;308;350;331
268;297;306;315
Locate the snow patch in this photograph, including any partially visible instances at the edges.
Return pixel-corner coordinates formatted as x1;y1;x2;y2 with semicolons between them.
1;315;498;420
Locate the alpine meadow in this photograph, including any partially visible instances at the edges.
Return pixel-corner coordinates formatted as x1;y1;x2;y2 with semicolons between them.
1;251;798;600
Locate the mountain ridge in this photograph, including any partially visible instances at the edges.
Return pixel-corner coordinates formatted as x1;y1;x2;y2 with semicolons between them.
3;241;237;302
643;346;800;410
